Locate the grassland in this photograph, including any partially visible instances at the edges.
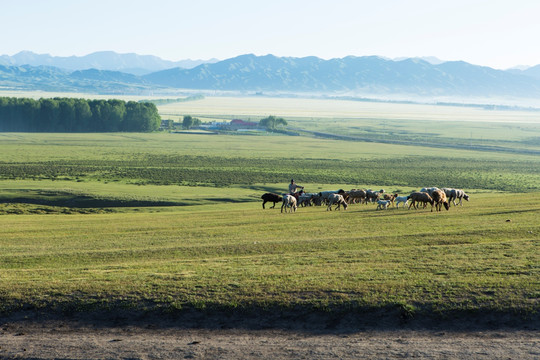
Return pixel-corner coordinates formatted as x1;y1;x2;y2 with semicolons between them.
0;96;539;324
1;132;539;193
1;192;538;321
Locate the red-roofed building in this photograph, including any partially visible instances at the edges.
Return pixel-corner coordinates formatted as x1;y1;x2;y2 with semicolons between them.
229;119;259;130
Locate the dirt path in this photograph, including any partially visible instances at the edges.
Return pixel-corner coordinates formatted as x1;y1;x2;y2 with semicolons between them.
1;322;539;359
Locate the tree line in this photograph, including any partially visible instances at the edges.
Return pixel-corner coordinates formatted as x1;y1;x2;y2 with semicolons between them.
0;97;161;132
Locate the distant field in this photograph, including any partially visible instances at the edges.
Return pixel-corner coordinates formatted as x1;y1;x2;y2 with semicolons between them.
159;96;540;153
0;96;539;322
158;96;540;123
1;132;539;192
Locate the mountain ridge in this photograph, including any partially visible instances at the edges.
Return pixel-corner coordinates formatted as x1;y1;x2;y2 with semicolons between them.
0;51;219;75
1;53;540;98
143;54;540;97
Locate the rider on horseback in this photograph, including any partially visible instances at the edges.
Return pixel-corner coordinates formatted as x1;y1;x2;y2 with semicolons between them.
289;179;304;196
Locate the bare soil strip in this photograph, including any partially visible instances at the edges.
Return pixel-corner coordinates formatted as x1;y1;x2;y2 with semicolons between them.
1;323;538;359
1;311;538;359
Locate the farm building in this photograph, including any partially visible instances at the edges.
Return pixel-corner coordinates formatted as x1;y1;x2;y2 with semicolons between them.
229;119;260;130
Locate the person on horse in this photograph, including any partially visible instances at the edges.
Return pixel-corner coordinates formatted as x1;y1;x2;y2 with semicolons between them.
288;179;304;196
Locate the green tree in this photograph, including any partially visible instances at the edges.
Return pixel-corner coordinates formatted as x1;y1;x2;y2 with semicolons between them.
140;102;161;132
123;101;141;131
0;97;160;133
58;98;76;132
182;115;195;129
107;99;126;131
74;99;92;132
259;115;287;130
17;97;39;131
39;98;60;131
123;102;161;132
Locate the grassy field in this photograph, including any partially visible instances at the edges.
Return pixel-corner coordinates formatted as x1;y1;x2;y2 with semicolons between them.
0;191;538;319
1;132;539;193
0;96;539;322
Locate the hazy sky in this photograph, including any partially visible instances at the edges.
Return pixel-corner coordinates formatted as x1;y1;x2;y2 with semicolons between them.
2;0;539;69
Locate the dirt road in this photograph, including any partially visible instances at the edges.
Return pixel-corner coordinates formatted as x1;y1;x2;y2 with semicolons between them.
1;321;538;359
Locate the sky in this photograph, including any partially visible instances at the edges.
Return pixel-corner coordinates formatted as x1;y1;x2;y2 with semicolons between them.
2;0;540;69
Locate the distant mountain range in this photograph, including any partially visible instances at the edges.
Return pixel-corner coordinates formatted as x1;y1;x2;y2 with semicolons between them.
1;51;540;98
507;64;540;80
0;64;153;93
0;51;219;75
143;54;540;96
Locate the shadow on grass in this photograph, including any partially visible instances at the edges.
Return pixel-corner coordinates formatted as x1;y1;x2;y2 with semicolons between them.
1;195;188;208
0;189;205;209
2;301;538;334
0;189;258;213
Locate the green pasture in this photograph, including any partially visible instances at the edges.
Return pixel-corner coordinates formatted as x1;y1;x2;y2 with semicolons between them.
0;96;539;320
0;192;538;317
0;132;539;193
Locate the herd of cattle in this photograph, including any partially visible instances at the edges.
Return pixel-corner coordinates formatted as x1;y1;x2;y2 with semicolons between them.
261;187;470;213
